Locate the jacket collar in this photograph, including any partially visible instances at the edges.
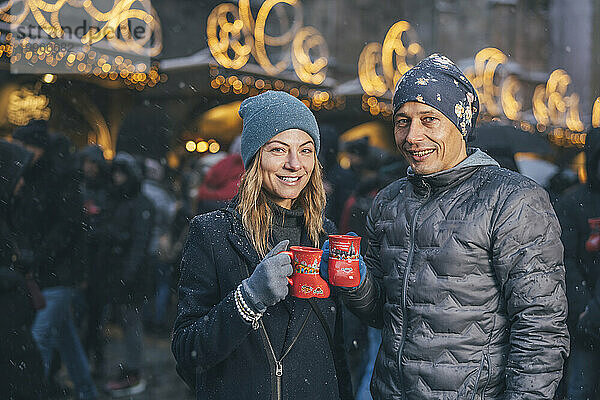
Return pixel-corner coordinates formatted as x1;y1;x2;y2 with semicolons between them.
407;148;499;196
224;206;260;268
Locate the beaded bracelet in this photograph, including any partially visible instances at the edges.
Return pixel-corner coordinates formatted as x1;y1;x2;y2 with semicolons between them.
235;286;261;329
234;284;262;330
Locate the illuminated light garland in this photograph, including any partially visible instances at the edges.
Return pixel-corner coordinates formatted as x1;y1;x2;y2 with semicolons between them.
238;0;302;47
381;20;423;90
208;0;326;84
4;31;165;88
208;65;342;113
358;21;424;98
1;1;162;90
2;0;161;56
207;3;253;70
533;69;584;132
592;97;600;128
0;0;30;24
356;43;588;147
358;43;387;97
467;47;507;117
291;26;328;85
500;75;522;121
254;0;300;74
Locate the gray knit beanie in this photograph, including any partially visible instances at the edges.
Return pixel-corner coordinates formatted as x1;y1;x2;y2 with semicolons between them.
238;91;320;169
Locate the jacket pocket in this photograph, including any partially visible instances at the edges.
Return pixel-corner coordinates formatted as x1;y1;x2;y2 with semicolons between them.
456;351;487;400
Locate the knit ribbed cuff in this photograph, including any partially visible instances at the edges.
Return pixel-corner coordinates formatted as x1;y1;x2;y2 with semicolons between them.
241;279;267;313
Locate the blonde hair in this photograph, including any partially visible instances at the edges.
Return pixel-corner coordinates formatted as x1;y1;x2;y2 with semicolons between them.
237;150;326;258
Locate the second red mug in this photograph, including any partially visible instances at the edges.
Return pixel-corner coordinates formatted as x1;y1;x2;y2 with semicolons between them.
328;234;362;287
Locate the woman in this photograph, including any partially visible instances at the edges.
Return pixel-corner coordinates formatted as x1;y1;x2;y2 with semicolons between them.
172;91;353;399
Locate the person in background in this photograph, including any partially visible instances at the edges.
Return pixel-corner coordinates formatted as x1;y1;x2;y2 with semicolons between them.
322;54;569;399
141;157;176;336
103;152;153;397
195;135;244;214
554;127;600;400
0;139;46;399
172;90;352;399
77;145;111;377
324;137;365;228
12;120;97;400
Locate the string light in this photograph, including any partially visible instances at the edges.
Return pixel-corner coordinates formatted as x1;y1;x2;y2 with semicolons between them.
185;141;197;152
209;141;221;153
2;0;163;91
208;0;326;84
196;141;209;153
42;73;56;83
500;75;521;121
291;26;328;85
359;21;424;97
381;21;423;90
592;97;600;128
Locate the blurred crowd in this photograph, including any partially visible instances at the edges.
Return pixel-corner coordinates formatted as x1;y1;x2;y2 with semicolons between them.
1;119;192;399
3;117;600;399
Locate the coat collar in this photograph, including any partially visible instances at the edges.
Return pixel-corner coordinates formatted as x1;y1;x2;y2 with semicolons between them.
224;206;260;269
407;148;499;196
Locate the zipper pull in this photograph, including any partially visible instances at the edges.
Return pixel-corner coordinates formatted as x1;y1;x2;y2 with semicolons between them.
275;360;283;377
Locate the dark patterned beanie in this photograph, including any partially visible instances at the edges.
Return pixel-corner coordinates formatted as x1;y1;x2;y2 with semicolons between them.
393;53;479;140
239;90;320;170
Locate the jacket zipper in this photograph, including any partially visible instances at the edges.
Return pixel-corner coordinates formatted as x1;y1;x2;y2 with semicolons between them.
238;228;313;400
259;310;311;400
398;183;430;398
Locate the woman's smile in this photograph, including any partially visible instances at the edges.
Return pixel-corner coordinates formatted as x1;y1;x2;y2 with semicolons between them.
260;129;315;209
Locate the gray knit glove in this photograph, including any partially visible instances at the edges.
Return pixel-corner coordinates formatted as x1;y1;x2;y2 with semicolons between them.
241;240;292;313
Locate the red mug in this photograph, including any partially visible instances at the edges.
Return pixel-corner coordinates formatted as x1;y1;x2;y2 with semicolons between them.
281;246;330;299
586;217;600;252
328;234;362;287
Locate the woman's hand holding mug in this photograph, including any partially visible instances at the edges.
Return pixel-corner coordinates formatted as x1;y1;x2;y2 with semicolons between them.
241;240;293;313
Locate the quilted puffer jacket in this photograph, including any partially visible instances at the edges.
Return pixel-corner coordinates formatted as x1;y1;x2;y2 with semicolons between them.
343;149;569;400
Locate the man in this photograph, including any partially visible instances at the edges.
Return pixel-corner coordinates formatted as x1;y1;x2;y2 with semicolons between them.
555;127;600;400
330;54;569;399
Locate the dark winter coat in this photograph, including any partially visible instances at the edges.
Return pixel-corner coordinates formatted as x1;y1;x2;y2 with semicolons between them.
105;153;154;305
0;140;45;399
12;135;85;289
172;205;353;400
78;146;112;290
555;128;600;342
0;140;33;267
342;149;569;400
78;145;111;229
